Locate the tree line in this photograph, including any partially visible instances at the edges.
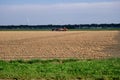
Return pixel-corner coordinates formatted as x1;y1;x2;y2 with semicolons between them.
0;23;120;30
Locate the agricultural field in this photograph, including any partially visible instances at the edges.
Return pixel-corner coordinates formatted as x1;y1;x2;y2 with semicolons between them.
0;31;120;60
0;31;120;80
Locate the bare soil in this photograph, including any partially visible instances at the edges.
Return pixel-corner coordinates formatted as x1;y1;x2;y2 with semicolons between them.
0;31;120;60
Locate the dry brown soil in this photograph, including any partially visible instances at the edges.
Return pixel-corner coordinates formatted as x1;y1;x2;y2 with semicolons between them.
0;31;120;60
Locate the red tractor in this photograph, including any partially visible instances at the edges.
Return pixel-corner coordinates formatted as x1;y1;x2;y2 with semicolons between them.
52;27;68;31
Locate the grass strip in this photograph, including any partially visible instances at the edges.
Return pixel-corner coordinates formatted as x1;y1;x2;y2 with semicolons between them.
0;58;120;80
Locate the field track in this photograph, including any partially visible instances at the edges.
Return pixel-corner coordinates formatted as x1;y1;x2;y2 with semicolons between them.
0;31;120;60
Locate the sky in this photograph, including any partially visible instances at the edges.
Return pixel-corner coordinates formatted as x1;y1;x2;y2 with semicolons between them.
0;0;120;25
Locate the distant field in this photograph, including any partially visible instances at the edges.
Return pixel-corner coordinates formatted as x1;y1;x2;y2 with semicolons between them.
0;31;120;60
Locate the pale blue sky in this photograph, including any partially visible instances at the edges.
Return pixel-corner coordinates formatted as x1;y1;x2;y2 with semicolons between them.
0;0;119;4
0;0;120;25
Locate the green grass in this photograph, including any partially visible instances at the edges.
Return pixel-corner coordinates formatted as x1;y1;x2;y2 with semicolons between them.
0;58;120;80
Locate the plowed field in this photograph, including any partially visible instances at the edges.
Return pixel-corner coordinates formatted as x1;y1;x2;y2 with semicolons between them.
0;31;120;60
